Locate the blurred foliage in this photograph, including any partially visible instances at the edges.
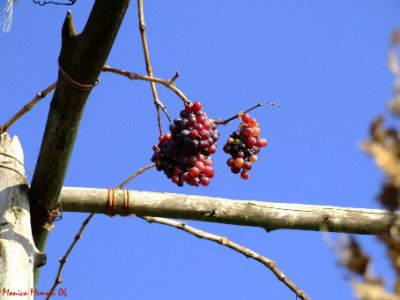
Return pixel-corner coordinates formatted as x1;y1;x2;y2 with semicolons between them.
337;30;400;300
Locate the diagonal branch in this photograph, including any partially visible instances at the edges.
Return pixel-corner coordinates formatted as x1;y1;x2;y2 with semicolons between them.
143;216;310;300
0;82;56;134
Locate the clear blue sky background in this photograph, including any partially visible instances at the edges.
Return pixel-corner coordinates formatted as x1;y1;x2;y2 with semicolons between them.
1;1;399;299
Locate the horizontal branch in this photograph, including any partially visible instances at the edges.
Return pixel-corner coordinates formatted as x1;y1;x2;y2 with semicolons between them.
59;187;397;235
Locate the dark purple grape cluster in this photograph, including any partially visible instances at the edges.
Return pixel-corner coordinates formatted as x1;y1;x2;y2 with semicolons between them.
151;101;219;187
223;113;268;180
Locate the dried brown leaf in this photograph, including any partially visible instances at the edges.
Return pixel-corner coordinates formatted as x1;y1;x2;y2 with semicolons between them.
353;280;400;300
379;182;400;211
340;237;370;277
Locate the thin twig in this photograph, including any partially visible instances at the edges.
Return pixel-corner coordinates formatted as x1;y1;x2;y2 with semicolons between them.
45;212;95;300
116;163;155;189
137;0;168;136
0;82;57;133
102;65;190;105
47;163;155;299
214;101;280;126
142;216;310;300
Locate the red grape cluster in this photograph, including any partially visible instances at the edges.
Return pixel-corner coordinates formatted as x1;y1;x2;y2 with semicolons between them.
223;113;268;180
151;101;219;187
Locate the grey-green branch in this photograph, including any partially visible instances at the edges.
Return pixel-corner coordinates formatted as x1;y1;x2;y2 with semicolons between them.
59;187;396;235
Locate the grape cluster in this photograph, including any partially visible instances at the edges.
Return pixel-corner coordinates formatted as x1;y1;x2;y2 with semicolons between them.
151;101;219;187
223;113;268;180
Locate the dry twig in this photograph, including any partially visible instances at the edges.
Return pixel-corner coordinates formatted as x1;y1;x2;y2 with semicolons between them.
45;213;94;300
116;163;155;189
137;0;169;135
0;82;56;133
102;65;190;104
142;216;310;300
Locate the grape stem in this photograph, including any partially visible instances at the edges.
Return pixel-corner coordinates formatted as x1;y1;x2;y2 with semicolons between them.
214;101;280;126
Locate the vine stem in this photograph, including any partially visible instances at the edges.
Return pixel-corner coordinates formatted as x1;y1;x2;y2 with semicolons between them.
137;0;169;135
214;101;280;126
102;65;190;105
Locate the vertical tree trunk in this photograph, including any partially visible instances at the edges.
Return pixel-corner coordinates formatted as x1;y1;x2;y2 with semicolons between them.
0;133;45;299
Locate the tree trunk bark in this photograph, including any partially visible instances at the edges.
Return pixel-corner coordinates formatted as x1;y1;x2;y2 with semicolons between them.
0;133;45;299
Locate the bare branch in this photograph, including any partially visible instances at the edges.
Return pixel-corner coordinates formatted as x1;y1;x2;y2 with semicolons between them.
142;216;310;300
0;82;56;133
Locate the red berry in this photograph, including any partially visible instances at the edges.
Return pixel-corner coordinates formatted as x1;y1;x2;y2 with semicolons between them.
208;144;217;154
203;120;212;130
192;101;202;112
185;104;193;113
240;170;250;180
231;166;241;174
190;167;200;177
196;114;206;124
195;161;205;171
243;161;252;170
241;113;252;123
257;138;268;147
223;144;231;153
172;176;180;183
199;129;209;139
162;134;171;141
200;176;210;186
234;158;244;168
189;129;199;139
236;151;244;158
246;137;257;147
243;127;253;137
227;158;235;167
252;127;261;137
182;172;190;181
202;166;214;178
248;118;258;128
249;155;258;162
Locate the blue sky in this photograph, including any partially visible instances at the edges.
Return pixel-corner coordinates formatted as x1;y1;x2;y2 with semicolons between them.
1;1;399;299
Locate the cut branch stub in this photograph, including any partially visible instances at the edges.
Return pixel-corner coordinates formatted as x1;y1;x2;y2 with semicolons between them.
29;0;131;255
0;133;46;295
